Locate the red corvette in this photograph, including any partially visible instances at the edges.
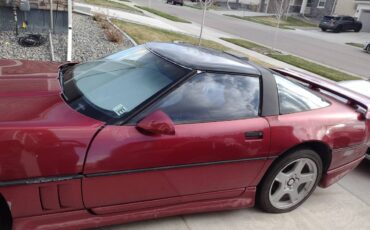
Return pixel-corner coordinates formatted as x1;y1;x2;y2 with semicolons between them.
0;43;369;230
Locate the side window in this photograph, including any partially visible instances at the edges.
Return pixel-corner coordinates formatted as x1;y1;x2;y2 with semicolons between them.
274;74;330;115
133;73;260;124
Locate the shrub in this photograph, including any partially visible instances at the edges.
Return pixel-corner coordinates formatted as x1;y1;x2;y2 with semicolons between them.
104;28;123;43
100;20;110;29
93;13;106;22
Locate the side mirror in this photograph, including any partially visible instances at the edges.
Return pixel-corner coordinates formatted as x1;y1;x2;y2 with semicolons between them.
136;110;175;135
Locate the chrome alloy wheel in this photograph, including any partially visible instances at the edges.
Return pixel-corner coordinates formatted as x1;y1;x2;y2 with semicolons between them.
268;158;318;209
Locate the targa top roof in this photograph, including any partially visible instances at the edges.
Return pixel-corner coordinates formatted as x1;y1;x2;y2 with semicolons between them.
145;42;260;75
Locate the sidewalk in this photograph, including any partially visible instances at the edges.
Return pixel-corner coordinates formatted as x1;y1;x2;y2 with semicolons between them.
74;2;184;33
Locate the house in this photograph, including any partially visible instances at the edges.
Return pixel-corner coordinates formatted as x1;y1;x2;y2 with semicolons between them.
259;0;336;18
259;0;370;32
335;0;370;32
0;0;68;33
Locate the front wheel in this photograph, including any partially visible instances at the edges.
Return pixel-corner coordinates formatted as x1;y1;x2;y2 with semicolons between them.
367;45;370;54
321;28;327;32
257;149;322;213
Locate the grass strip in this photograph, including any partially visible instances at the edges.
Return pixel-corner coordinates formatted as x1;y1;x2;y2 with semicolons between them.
85;0;142;14
221;37;359;81
345;42;364;48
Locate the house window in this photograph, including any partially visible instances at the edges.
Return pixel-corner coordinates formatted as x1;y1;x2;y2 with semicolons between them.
317;0;326;8
306;0;312;7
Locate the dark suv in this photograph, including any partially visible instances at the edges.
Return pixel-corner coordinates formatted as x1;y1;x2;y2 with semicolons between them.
166;0;184;5
319;16;362;33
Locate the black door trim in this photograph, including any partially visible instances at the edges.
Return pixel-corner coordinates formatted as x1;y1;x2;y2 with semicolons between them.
85;156;278;178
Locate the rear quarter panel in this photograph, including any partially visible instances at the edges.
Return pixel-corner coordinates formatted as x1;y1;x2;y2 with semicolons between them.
266;96;367;170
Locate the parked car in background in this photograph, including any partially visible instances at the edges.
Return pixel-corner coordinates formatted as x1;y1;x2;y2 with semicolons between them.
338;79;370;159
166;0;184;5
319;16;362;33
364;41;370;54
0;43;369;229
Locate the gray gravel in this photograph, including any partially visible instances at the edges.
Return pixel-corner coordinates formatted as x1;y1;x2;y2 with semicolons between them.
72;13;132;62
0;31;67;61
0;13;132;62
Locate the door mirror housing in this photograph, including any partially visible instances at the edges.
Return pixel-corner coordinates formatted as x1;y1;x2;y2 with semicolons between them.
136;110;175;135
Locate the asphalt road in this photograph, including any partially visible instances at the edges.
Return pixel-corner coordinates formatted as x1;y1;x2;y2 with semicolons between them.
132;0;370;78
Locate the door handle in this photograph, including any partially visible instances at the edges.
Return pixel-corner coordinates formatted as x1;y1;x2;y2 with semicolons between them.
244;131;263;140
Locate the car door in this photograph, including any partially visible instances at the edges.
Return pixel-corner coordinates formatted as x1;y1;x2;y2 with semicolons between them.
342;17;353;30
82;72;271;214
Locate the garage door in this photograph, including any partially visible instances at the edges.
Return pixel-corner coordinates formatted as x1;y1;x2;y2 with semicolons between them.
359;10;370;32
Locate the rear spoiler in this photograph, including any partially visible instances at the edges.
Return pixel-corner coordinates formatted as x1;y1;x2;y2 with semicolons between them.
272;68;370;119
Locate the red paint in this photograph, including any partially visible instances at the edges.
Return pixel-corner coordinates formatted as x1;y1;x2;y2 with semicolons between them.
0;59;368;229
136;110;175;135
0;59;104;182
320;156;365;188
13;188;256;230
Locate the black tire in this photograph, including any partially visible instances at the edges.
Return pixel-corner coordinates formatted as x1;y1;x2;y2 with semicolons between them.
321;28;327;32
257;148;323;213
334;26;342;33
354;25;362;32
367;45;370;54
0;196;12;230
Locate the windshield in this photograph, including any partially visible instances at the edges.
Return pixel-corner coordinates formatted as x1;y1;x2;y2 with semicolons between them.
62;45;191;123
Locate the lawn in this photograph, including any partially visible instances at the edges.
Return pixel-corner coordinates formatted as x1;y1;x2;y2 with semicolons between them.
111;20;272;66
225;15;317;29
221;38;359;81
135;6;191;23
85;0;142;14
112;19;230;51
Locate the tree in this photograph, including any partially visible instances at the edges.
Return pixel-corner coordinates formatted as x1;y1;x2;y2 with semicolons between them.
271;0;290;50
198;0;214;46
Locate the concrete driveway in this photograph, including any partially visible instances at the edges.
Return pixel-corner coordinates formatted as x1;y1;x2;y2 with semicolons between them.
97;160;370;230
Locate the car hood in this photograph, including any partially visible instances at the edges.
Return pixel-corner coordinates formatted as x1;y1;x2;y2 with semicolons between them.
0;59;104;182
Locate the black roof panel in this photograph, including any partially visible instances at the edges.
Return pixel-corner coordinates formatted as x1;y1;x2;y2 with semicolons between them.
146;42;260;75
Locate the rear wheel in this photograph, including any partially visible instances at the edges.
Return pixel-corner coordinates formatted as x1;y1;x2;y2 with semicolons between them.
321;28;327;32
367;45;370;54
354;26;361;32
258;149;322;213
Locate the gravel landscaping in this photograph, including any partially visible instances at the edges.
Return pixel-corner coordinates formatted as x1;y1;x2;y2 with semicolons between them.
0;31;67;62
72;13;132;62
0;13;132;62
